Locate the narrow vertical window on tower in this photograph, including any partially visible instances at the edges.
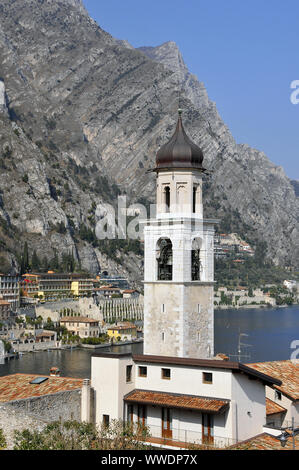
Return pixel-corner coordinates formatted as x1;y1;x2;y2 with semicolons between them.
157;238;173;281
164;186;170;212
191;238;202;281
193;186;197;213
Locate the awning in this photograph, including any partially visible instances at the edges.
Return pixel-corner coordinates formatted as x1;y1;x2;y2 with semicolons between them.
124;390;229;414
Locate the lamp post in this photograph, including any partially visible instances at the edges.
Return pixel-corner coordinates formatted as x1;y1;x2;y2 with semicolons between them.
278;418;297;450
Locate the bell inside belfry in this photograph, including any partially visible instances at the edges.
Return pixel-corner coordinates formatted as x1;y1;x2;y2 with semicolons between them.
157;239;173;281
191;249;201;281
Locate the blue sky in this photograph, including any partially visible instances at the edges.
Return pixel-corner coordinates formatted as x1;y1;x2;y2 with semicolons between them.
83;0;299;180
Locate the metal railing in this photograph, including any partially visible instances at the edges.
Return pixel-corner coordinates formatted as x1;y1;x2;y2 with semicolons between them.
125;422;237;449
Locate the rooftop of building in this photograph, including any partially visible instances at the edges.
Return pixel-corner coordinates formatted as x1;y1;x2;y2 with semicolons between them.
230;432;299;450
124;389;229;414
266;398;287;416
107;322;137;330
60;316;99;323
96;286;121;291
0;373;84;403
246;360;299;401
22;272;91;279
35;330;56;338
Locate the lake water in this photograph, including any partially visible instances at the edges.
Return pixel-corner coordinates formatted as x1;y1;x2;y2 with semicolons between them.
0;305;298;378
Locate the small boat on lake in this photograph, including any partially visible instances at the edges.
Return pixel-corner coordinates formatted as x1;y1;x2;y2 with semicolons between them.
50;366;61;377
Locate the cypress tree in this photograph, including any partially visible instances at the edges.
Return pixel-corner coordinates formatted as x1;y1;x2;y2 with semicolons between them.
31;250;40;271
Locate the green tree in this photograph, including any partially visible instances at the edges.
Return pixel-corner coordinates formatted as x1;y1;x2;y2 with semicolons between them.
42;256;49;272
49;249;60;271
0;428;7;449
31;250;40;271
254;241;267;266
20;242;30;275
13;420;151;450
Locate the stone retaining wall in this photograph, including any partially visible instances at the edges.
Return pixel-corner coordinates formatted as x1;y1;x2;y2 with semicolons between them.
1;389;82;423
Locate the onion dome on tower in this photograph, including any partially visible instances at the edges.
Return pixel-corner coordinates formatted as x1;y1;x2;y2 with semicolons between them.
155;109;205;171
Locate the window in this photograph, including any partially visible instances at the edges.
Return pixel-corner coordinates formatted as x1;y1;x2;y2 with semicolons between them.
103;415;110;427
162;332;165;341
138;366;147;377
275;391;282;401
162;368;171;380
203;372;213;384
126;365;133;383
193;186;197;213
164;186;170;212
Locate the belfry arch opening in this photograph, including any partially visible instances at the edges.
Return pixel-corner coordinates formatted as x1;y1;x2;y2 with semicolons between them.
157;238;173;281
191;238;202;281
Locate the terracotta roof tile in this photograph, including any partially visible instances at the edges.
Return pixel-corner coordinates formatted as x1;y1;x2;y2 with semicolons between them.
60;317;98;323
246;360;299;401
231;433;299;450
0;374;84;403
266;398;287;416
124;390;229;413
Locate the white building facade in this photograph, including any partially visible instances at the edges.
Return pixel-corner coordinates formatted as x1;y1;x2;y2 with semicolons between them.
90;352;280;446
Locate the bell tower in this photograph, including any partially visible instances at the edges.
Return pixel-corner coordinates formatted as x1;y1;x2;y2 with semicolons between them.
143;110;217;359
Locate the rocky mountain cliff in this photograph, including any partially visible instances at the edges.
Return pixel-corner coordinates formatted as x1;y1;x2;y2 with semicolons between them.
0;0;298;281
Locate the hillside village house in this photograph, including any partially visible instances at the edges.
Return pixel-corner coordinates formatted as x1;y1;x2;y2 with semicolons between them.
90;352;281;446
21;272;93;301
83;111;287;448
247;360;299;429
122;289;139;299
0;299;11;321
283;280;297;291
0;274;20;310
60;316;100;339
95;286;122;298
106;322;137;342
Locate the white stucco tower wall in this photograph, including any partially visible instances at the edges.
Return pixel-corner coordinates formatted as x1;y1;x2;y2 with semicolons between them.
143;111;217;359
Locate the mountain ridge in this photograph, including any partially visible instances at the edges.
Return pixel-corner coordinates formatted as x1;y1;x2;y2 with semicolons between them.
0;0;297;280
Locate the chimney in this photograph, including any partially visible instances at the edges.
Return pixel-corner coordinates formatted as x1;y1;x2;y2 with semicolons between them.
81;378;93;423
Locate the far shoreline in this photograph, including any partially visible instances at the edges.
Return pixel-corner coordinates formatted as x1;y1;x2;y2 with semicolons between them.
215;303;299;311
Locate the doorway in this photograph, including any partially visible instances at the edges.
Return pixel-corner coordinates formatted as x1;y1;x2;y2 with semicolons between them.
162;407;172;439
202;413;214;444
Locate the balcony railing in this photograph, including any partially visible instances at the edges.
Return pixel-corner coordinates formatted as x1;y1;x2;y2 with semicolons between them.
125;422;237;449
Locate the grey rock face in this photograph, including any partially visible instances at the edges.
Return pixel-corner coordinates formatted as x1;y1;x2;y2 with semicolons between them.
0;0;297;278
139;41;299;267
